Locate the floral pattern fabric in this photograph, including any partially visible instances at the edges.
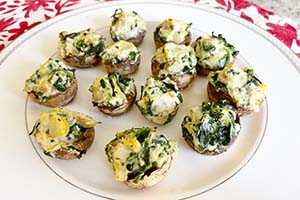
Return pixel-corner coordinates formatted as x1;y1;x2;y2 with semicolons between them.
0;0;299;57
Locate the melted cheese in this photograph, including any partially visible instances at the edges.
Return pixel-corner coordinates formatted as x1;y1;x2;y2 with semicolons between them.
89;72;135;108
100;40;140;64
153;42;197;77
136;77;183;125
110;9;147;41
58;29;105;57
32;107;97;155
24;59;74;102
208;65;267;111
105;127;177;182
157;19;191;44
194;34;237;70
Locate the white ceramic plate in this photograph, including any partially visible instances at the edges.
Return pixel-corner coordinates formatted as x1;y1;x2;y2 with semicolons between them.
1;1;300;200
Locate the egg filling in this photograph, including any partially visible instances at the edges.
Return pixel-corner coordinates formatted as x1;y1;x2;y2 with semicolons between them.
136;77;183;125
58;29;105;59
24;59;75;102
100;40;140;65
194;33;239;70
152;42;197;79
30;107;97;158
155;19;191;44
105;127;177;182
208;64;267;112
110;9;147;41
89;72;136;109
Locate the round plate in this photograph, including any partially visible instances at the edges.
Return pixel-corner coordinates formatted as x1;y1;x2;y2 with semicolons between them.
1;1;300;200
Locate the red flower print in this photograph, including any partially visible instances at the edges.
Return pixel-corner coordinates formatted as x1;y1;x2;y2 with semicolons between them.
240;12;254;23
266;22;299;48
232;0;274;19
0;43;5;51
216;0;231;12
8;21;41;41
0;1;7;12
21;0;55;18
0;17;16;32
54;0;80;16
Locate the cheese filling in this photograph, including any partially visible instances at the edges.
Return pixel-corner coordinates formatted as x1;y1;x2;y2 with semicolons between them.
89;72;135;108
30;107;97;158
152;42;197;78
24;59;75;102
105;127;177;182
182;101;240;153
58;29;105;58
208;65;267;111
194;33;239;70
110;9;147;41
156;19;191;44
100;40;140;65
136;77;183;125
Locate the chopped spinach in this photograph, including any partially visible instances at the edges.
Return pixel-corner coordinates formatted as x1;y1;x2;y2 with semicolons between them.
163;82;177;91
186;23;192;30
53;77;67;92
159;63;165;70
203;44;216;52
182;102;239;153
69;123;86;138
43;151;53;157
100;79;106;88
177;93;183;103
136;128;150;144
29;121;40;135
228;68;240;75
182;65;191;74
129;51;137;61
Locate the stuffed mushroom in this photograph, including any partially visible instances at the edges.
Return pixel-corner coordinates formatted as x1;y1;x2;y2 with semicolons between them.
105;127;177;189
136;77;183;125
24;58;77;107
100;40;141;75
30;107;98;159
153;19;192;48
182;101;241;155
89;72;137;116
110;9;147;46
151;42;197;89
193;33;239;75
58;29;105;68
207;64;267;116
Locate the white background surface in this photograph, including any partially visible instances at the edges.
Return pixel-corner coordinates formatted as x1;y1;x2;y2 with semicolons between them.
0;1;300;199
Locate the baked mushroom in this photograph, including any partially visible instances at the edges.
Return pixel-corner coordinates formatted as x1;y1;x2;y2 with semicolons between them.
151;42;197;89
24;58;77;107
135;77;183;125
193;33;239;75
30;107;98;159
105;127;177;189
89;72;137;116
182;101;241;155
153;19;192;48
110;9;147;46
58;29;105;68
207;64;267;116
100;40;141;75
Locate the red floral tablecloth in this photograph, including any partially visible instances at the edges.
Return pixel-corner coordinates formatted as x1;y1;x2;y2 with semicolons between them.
1;0;300;57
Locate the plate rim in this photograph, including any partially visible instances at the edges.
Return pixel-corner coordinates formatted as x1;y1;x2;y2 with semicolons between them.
0;0;291;199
